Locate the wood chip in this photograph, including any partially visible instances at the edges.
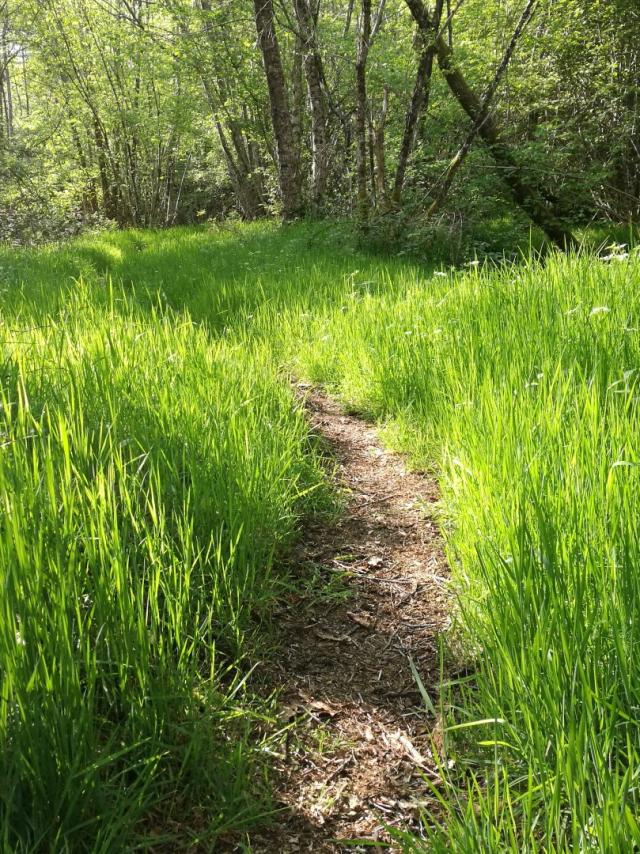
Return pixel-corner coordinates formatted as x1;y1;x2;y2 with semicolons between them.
239;386;451;852
346;611;376;629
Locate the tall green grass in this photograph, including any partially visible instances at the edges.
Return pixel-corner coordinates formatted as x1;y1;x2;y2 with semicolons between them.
0;273;326;849
277;249;640;851
2;222;640;850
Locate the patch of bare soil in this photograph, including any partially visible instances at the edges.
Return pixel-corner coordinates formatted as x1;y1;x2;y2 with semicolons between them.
239;386;450;851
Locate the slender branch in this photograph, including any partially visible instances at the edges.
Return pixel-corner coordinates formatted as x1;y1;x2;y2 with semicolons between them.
427;0;537;217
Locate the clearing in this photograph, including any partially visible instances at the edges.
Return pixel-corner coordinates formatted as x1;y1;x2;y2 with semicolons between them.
1;225;640;851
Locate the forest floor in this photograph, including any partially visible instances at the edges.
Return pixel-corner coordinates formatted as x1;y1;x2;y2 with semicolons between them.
240;386;450;851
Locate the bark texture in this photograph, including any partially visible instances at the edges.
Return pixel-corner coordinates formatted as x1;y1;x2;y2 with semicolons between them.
253;0;303;219
373;86;389;206
294;0;329;208
355;0;372;226
391;0;444;205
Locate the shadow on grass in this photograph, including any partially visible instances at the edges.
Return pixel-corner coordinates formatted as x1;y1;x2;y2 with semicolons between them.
4;216;635;329
1;221;436;330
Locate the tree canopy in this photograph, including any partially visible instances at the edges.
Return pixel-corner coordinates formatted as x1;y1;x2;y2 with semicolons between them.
1;0;638;243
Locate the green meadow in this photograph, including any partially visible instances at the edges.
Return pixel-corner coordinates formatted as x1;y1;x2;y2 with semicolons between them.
1;222;640;850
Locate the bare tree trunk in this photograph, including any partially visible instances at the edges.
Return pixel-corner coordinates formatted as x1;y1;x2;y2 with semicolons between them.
291;32;305;156
344;0;355;35
0;10;12;138
404;0;577;249
294;0;329;209
355;0;372;226
613;35;640;219
2;64;12;136
391;0;444;206
20;48;28;116
215;119;249;212
253;0;303;220
71;121;98;212
0;76;4;140
368;114;377;207
93;116;119;221
373;86;389;206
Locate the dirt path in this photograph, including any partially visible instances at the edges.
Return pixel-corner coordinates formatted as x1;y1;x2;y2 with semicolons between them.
246;386;450;851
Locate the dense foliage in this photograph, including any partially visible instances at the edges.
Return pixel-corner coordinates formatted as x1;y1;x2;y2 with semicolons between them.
0;0;638;243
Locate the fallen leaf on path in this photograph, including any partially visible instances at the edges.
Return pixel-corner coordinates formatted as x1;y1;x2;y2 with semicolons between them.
308;700;340;718
346;611;376;629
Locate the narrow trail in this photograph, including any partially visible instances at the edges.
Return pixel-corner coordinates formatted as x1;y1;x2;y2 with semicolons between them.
247;386;450;851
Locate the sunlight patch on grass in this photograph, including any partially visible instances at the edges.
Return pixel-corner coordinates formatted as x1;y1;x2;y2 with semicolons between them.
2;221;640;849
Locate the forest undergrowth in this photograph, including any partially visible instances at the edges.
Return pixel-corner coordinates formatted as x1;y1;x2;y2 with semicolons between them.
1;221;640;850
